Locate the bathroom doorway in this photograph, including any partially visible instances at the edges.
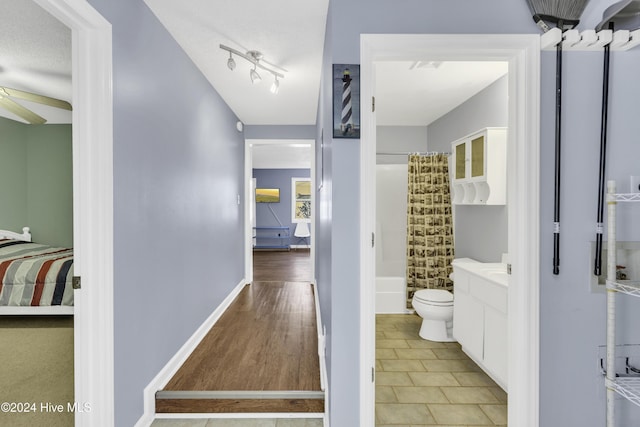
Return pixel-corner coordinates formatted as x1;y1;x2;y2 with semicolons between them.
373;60;509;425
360;34;541;426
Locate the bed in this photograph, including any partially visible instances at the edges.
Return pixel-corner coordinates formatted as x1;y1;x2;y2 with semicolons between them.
0;227;74;315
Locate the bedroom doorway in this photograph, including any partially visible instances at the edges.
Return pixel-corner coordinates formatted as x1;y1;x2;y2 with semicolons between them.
245;139;316;284
359;34;540;427
34;0;114;426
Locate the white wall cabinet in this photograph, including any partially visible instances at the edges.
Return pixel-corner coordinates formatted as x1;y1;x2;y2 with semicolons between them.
451;127;507;205
452;260;508;391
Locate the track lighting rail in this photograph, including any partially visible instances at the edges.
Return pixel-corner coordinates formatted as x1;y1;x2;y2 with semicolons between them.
219;44;285;79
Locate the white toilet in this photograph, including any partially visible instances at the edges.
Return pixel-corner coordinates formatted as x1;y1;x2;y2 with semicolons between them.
411;289;455;342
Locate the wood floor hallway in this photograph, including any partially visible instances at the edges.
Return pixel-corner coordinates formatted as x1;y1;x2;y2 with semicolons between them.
154;249;323;421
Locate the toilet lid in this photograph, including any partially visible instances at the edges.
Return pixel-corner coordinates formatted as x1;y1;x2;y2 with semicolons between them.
414;289;453;304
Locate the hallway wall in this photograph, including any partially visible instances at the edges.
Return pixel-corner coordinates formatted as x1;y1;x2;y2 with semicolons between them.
87;1;245;425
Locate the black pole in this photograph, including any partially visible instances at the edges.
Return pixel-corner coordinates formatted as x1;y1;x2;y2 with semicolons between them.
595;42;611;276
553;41;562;275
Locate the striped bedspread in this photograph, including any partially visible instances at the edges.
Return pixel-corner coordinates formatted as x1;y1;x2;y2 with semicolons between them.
0;239;74;307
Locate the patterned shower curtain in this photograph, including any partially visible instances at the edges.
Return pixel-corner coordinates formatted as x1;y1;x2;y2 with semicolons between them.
406;154;454;308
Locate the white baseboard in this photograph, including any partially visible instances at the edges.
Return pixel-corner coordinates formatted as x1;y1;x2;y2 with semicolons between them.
135;279;248;427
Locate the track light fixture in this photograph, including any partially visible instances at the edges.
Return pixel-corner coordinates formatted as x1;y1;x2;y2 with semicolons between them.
227;52;236;70
220;44;286;93
270;76;280;94
250;64;261;84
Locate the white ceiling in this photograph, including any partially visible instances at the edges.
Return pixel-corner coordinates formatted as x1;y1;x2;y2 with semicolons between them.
2;0;507;146
0;0;72;124
375;61;508;127
144;0;330;126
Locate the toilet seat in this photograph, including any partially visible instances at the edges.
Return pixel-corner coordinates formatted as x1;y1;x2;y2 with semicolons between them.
414;289;453;306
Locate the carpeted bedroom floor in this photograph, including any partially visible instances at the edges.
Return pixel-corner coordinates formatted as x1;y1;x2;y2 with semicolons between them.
0;315;74;427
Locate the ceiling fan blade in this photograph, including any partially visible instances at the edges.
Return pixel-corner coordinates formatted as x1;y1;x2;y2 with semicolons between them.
0;96;47;124
0;87;72;111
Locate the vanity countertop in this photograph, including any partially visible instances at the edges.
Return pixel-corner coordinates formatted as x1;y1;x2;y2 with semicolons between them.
451;258;508;287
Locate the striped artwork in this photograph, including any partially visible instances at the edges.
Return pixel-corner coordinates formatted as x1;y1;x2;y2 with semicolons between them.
0;239;74;307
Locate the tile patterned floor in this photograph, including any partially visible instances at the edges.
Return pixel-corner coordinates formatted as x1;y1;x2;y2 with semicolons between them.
151;418;323;427
376;314;507;427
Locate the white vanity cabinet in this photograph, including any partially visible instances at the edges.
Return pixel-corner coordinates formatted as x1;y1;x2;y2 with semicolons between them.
452;260;508;391
451;127;507;205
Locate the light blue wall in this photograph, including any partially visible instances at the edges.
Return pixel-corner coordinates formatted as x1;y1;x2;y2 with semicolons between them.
253;168;311;246
323;0;640;425
87;1;245;425
376;125;427;165
428;76;508;263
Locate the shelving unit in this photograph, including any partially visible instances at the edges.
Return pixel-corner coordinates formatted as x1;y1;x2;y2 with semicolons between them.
605;181;640;427
450;127;506;205
253;226;290;250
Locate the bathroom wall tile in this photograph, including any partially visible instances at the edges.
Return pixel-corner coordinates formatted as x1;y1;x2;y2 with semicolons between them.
380;359;426;372
393;386;449;403
479;404;508;425
376;385;398;402
394;348;437;360
427;403;493;425
407;372;460;387
376;371;414;386
376;359;383;370
440;386;500;404
376;403;435;424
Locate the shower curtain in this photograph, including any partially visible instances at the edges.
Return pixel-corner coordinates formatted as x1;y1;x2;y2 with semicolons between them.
406;153;454;308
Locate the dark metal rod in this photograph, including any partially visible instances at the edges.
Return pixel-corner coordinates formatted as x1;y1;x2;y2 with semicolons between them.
595;42;611;276
553;41;562;275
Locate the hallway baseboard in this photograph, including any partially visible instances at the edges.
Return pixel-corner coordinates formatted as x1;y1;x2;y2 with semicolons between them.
135;279;248;427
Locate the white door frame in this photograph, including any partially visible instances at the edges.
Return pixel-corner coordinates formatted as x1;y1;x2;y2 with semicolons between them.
244;139;317;282
34;1;114;425
360;34;540;426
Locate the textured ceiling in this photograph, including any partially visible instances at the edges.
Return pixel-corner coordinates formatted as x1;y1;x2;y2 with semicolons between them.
0;0;71;124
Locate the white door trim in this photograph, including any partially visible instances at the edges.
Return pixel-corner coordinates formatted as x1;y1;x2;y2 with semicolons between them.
34;0;114;425
360;34;540;427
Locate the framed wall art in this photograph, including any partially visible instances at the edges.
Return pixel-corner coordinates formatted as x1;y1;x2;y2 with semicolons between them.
332;64;360;138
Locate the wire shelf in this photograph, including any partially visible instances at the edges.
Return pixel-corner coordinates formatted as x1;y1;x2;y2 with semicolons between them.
608;193;640;202
607;281;640;297
607;377;640;408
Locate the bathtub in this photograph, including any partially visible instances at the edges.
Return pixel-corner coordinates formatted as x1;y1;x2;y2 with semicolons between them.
376;276;414;314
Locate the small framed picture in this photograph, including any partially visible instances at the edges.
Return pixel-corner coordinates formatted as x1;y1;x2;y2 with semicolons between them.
332;64;360;138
